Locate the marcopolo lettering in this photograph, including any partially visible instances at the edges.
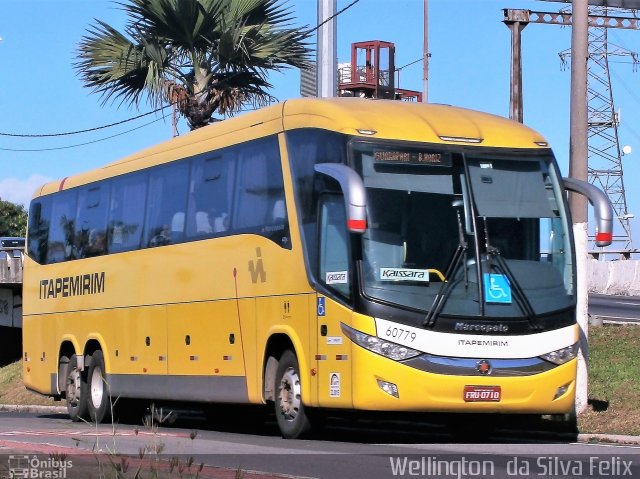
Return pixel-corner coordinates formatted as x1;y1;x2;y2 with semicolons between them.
454;322;510;333
39;272;106;300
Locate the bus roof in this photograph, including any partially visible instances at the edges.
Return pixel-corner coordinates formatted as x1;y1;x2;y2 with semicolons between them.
34;98;549;198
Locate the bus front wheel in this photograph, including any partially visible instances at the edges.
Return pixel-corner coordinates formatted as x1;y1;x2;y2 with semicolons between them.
87;350;111;423
66;354;88;422
274;350;311;439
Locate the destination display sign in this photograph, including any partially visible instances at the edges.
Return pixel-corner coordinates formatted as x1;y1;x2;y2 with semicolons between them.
373;149;452;167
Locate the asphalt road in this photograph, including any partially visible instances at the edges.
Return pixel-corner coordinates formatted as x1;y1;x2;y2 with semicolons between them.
589;294;640;324
0;410;639;479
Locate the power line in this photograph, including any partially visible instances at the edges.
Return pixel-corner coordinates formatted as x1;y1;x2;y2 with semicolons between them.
0;105;170;138
396;57;423;71
308;0;360;33
0;113;170;152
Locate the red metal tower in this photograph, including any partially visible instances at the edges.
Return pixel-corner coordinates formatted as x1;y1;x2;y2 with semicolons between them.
338;41;422;102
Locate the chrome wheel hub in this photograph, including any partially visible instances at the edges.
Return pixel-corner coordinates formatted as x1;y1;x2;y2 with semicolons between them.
278;367;301;421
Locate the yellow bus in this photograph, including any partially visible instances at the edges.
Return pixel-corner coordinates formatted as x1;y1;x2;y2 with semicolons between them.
23;98;612;438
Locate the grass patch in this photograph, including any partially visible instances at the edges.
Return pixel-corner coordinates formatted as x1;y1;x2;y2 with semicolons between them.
0;360;58;407
579;324;640;436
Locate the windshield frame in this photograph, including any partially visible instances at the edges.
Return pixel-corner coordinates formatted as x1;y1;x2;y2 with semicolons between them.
348;137;576;322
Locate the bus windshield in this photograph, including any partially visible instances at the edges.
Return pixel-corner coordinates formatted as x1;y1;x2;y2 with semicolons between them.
351;141;574;319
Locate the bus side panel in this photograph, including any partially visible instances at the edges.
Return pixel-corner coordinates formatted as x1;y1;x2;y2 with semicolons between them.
106;305;168;377
315;296;354;409
166;300;246;377
22;314;58;396
237;297;259;403
255;294;312;398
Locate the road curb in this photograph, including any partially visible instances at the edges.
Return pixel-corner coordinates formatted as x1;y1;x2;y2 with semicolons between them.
0;404;67;414
578;433;640;445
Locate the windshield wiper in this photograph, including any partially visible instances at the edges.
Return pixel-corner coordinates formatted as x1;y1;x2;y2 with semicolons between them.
483;218;541;330
487;248;541;330
424;153;484;326
423;207;468;327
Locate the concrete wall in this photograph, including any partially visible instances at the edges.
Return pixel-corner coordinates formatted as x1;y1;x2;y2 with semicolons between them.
587;259;640;296
0;257;22;284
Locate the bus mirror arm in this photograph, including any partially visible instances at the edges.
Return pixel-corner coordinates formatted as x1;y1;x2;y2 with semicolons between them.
315;163;367;234
562;177;614;247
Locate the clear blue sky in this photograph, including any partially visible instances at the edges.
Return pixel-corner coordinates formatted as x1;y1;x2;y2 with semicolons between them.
1;0;639;244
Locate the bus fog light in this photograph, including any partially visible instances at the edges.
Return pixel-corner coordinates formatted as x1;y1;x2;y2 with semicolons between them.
377;379;399;398
540;343;579;365
553;382;571;400
341;323;421;361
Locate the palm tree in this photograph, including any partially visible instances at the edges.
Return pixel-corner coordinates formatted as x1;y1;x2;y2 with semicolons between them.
76;0;312;130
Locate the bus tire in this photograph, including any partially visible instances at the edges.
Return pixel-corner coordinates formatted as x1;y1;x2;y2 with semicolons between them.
66;354;88;422
274;350;311;439
87;350;111;423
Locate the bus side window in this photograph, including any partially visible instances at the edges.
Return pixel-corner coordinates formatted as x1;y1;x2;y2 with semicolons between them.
46;191;77;263
233;137;289;246
186;153;235;238
145;162;189;247
107;173;147;253
28;199;51;264
235;150;271;229
75;185;109;258
319;195;350;298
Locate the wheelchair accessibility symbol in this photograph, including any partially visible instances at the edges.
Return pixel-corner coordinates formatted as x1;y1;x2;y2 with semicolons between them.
317;297;326;316
483;274;512;304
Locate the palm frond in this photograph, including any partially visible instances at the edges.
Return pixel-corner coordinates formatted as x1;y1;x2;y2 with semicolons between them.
76;20;150;106
77;0;313;129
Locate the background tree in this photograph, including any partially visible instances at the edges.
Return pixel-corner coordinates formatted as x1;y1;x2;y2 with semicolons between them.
76;0;312;130
0;200;28;237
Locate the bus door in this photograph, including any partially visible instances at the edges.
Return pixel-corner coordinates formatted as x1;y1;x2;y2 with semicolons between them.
315;194;354;408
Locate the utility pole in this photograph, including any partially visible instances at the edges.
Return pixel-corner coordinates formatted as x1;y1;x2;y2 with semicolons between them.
423;0;429;102
317;0;337;98
570;1;589;223
569;0;590;417
503;10;529;123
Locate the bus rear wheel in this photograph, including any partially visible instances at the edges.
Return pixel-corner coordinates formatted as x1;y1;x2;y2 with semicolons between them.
274;350;311;439
66;354;88;422
87;350;111;423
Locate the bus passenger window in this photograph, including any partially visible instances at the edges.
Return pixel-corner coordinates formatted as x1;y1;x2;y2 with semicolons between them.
107;173;147;253
28;200;51;264
186;154;234;238
235;151;272;229
75;185;109;258
233;137;289;246
145;162;189;247
47;191;77;263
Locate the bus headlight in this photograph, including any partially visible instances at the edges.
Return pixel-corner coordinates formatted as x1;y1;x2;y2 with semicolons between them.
341;323;421;361
540;343;579;365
